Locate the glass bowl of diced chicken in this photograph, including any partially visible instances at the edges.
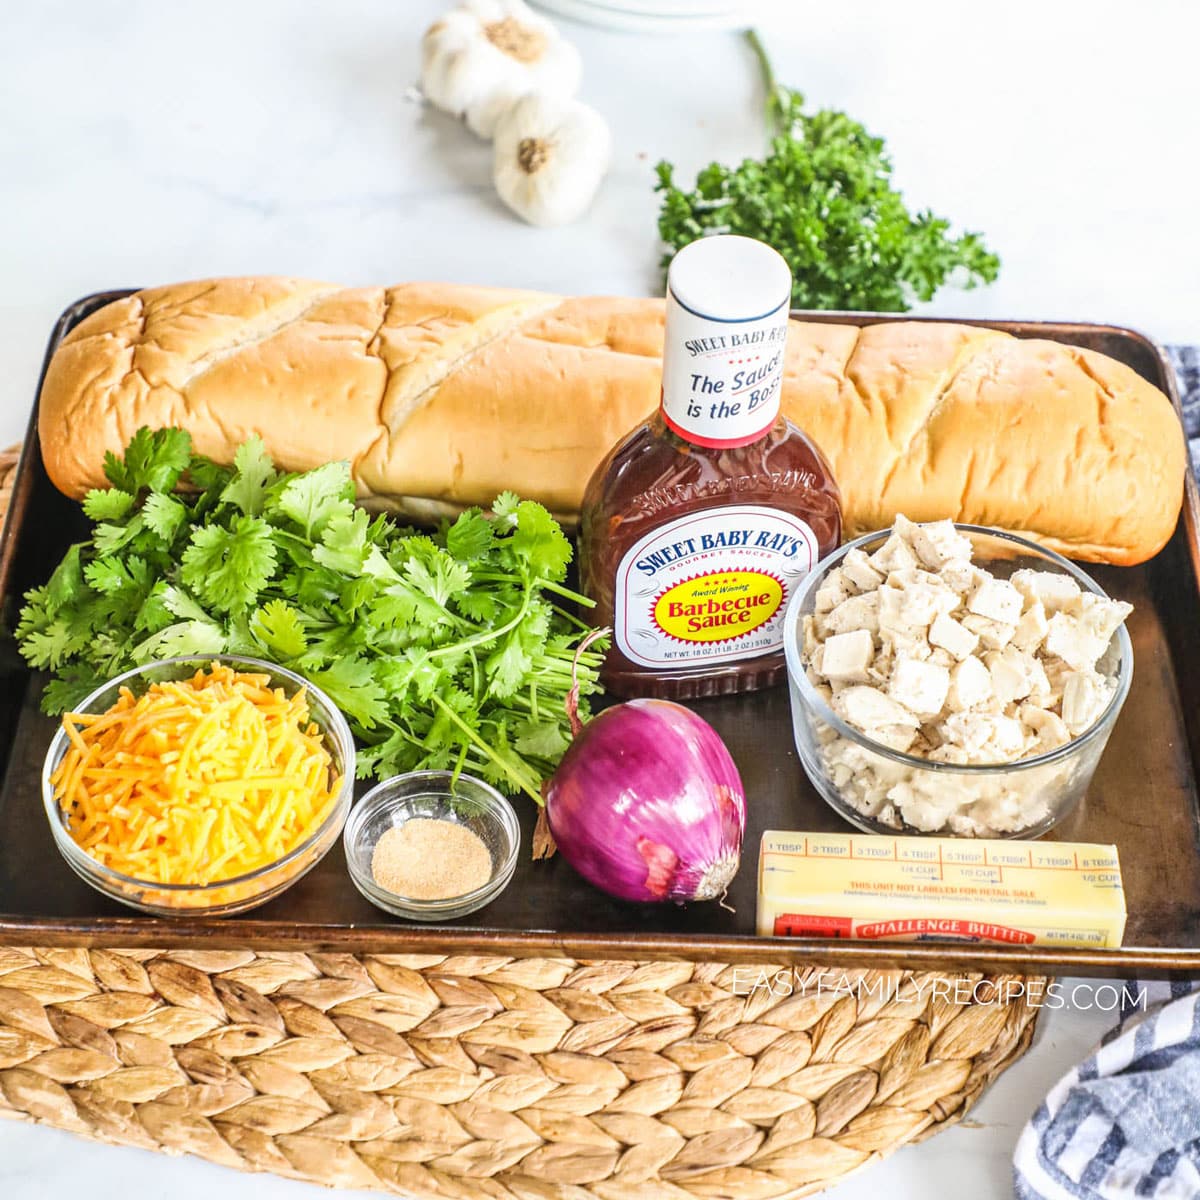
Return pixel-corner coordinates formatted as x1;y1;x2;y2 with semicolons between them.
782;516;1133;838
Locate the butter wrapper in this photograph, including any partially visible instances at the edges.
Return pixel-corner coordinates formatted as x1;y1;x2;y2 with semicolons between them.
758;831;1126;948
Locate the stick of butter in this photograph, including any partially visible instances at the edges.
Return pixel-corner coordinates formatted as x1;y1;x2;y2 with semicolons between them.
758;831;1126;947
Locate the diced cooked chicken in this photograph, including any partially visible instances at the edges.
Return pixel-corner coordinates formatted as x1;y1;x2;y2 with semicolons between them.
800;514;1132;836
888;656;950;717
1061;671;1113;734
895;514;974;569
819;592;881;638
960;612;1016;651
946;655;993;711
1012;601;1049;653
967;577;1025;625
1011;568;1083;615
842;547;885;592
815;568;854;614
869;531;920;574
820;629;875;684
1044;613;1108;673
928;612;979;661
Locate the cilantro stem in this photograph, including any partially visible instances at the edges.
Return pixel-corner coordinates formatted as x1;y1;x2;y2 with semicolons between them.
428;583;531;660
541;580;595;607
430;693;543;805
549;602;591;631
471;572;594;608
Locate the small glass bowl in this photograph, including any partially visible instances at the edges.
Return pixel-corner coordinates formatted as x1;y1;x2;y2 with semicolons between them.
782;525;1134;839
343;771;520;921
42;655;355;916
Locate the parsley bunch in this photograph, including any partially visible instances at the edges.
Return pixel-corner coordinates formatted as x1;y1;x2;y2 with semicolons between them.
655;30;1000;312
17;428;605;803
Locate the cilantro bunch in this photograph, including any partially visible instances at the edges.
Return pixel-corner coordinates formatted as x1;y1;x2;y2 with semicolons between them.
17;428;605;804
655;31;1000;312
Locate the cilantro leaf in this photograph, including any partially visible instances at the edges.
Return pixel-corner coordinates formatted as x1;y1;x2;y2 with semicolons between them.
41;667;105;715
312;507;371;575
130;620;226;663
93;516;144;556
84;555;151;597
181;516;277;612
83;489;135;522
403;542;471;608
511;500;572;581
142;492;187;544
445;509;494;561
104;427;193;494
251;599;308;659
492;491;521;525
275;462;355;538
44;544;86;614
455;590;500;623
20;427;604;808
514;719;570;759
306;658;388;729
159;584;213;623
221;435;277;515
22;620;81;669
485;636;532;698
186;456;232;495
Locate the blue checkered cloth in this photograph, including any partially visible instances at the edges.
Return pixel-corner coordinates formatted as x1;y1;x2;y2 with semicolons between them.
1012;347;1200;1200
1014;982;1200;1198
1169;346;1200;474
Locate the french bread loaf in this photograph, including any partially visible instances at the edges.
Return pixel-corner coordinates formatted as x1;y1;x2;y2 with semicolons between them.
38;277;1186;565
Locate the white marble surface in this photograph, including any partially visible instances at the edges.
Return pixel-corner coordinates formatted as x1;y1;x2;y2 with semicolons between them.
1;1;1197;1196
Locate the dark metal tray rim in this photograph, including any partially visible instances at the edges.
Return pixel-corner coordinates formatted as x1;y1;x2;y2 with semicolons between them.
3;290;1198;981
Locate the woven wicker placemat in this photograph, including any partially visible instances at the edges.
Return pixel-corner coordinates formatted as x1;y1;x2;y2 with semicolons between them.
0;446;1044;1198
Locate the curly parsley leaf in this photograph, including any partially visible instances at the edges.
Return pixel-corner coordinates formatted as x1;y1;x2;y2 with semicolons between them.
655;30;1000;313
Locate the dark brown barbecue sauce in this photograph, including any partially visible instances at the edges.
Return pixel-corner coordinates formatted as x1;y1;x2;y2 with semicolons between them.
578;236;842;700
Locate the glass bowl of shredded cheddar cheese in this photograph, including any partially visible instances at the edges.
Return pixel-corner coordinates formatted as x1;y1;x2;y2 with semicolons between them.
42;656;355;915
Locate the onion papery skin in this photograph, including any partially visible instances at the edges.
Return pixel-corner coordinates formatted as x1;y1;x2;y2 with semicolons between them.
544;698;746;903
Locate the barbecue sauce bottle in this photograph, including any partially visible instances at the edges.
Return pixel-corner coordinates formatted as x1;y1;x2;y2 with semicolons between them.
579;236;842;700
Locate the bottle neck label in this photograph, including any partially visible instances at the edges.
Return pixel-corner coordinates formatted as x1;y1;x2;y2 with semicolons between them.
660;287;790;448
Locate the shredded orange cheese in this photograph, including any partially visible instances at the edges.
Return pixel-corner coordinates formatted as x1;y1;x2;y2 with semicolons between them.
51;664;339;886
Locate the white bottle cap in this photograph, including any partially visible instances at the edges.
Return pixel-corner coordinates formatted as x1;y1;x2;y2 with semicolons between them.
667;235;792;321
660;236;793;448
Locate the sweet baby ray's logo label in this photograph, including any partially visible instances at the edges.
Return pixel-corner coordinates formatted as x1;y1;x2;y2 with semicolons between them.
615;505;817;669
653;570;784;643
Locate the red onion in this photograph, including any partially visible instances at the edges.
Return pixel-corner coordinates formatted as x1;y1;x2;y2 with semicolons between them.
544;699;745;903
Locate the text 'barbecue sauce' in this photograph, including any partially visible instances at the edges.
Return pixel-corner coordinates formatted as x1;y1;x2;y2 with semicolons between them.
579;235;842;699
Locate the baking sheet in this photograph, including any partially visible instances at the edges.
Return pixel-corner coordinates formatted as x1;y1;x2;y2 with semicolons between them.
1;293;1197;976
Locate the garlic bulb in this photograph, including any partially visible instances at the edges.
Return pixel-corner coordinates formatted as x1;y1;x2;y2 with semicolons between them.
465;85;527;140
493;93;612;227
421;0;581;137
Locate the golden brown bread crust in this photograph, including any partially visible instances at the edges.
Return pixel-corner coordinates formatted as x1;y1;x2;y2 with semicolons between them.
38;277;1186;565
